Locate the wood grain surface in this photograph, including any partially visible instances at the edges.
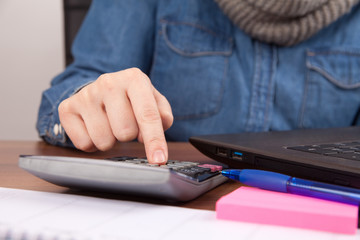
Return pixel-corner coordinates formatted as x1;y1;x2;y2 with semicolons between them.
0;141;241;210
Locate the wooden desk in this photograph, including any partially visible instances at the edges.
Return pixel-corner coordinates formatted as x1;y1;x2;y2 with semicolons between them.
0;140;241;210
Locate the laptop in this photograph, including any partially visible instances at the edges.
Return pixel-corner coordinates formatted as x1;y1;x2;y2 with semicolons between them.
189;126;360;189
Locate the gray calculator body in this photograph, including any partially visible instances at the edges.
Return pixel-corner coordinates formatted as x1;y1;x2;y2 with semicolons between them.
18;155;227;201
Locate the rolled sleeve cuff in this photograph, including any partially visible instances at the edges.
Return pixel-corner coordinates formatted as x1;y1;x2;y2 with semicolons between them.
37;77;96;147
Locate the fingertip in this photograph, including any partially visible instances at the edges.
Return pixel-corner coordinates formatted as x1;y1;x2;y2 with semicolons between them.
162;111;174;131
151;149;167;165
74;140;97;153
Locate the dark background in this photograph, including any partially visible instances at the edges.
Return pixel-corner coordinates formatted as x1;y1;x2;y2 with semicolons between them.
64;0;92;66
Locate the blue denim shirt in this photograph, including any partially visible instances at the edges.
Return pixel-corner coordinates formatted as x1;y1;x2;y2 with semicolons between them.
37;0;360;147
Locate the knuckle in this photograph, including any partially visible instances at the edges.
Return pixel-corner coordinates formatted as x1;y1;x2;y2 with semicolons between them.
140;107;161;123
78;84;95;103
146;136;166;150
98;73;113;86
91;129;116;151
163;111;174;123
95;138;115;151
162;111;174;129
126;67;144;78
97;73;124;94
74;140;95;152
125;68;150;84
58;99;75;120
98;73;113;84
58;100;70;114
115;127;138;142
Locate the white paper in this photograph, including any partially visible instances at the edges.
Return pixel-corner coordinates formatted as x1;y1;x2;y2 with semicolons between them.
0;187;358;240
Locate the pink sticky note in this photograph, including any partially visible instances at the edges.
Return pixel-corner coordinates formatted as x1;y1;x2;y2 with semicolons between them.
216;187;358;234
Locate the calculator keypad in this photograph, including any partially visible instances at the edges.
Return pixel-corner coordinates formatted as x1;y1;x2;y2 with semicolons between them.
106;157;223;182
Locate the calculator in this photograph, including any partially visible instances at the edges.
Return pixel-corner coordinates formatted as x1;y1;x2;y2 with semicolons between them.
18;155;227;201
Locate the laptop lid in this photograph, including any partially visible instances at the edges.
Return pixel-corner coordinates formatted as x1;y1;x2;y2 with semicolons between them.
189;126;360;189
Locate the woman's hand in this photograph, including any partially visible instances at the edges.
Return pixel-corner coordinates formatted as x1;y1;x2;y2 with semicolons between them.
58;68;173;164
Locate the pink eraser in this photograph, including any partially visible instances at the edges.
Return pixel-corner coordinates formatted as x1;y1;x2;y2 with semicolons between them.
216;187;358;234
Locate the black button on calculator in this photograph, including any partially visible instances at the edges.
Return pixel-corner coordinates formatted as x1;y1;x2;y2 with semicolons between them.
107;157;222;182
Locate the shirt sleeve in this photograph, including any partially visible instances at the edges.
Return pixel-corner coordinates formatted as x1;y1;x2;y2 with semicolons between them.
37;0;158;147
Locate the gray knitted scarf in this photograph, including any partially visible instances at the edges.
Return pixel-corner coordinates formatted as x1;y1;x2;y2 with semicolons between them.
215;0;359;46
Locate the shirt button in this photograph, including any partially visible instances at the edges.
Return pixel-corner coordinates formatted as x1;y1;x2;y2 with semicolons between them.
59;124;63;134
53;124;59;136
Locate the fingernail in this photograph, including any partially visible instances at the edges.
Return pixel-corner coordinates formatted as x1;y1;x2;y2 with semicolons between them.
152;150;166;164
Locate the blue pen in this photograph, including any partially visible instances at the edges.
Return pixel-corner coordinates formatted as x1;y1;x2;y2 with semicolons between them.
221;169;360;205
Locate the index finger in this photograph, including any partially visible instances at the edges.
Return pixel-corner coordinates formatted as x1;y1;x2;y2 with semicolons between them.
126;72;168;165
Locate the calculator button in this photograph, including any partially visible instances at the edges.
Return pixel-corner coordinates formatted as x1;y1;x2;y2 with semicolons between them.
335;152;360;161
197;172;220;182
174;162;196;167
104;156;222;182
167;160;180;164
146;164;159;167
198;164;223;172
126;159;147;164
136;158;148;162
194;166;211;174
160;165;170;169
106;156;136;161
125;160;137;163
176;168;199;178
181;162;199;167
166;164;185;170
